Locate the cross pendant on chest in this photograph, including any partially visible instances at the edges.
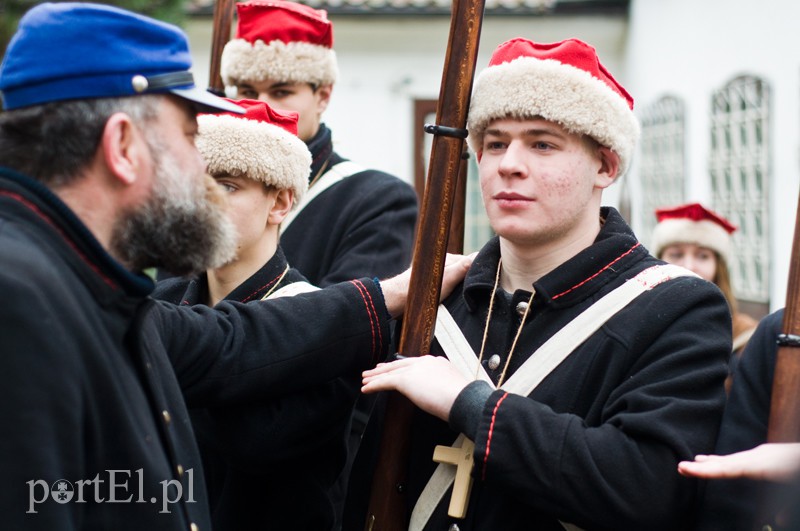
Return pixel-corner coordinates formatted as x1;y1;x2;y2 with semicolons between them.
432;437;475;518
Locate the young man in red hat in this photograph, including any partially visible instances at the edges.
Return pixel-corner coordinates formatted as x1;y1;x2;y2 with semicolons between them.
362;38;732;530
220;3;419;523
220;0;418;288
153;99;357;530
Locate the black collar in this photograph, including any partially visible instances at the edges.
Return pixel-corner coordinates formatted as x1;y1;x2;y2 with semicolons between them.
0;166;154;298
461;207;647;312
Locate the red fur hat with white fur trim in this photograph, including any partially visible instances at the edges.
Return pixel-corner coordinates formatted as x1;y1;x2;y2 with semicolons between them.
198;98;310;206
221;0;338;90
650;203;737;263
467;38;640;177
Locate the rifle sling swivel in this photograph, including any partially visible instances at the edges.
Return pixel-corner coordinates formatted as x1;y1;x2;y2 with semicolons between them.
777;333;800;347
424;123;469;139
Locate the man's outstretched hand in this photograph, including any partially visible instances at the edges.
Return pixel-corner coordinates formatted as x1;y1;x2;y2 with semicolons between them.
678;443;800;483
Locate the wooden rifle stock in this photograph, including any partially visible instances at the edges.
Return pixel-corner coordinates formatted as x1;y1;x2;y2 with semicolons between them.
363;0;485;528
753;188;800;528
767;187;800;442
448;153;469;254
208;0;236;96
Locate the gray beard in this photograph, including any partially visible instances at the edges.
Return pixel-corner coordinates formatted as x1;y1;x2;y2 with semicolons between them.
110;139;237;277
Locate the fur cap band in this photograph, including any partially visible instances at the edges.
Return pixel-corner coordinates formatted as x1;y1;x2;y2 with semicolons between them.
198;98;311;205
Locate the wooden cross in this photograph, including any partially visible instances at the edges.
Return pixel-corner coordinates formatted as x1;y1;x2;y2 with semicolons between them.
433;437;475;518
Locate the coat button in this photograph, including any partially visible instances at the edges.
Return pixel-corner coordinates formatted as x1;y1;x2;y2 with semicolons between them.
189;523;199;531
487;354;501;370
176;464;184;477
448;524;460;531
515;300;529;317
162;410;171;424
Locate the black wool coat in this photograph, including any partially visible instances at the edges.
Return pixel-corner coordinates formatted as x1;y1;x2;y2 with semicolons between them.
0;167;389;531
409;208;731;531
153;247;360;530
695;309;784;531
281;124;418;287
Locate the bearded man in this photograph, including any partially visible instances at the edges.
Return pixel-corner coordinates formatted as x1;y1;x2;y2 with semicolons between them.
0;4;469;530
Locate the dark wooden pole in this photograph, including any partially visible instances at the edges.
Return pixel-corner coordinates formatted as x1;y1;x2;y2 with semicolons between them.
767;187;800;442
363;0;485;528
208;0;236;96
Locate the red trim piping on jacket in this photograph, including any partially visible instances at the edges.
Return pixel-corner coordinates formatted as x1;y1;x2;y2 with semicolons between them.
0;190;117;289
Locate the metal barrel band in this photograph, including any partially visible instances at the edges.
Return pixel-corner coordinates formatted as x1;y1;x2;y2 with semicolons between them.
424;123;468;139
777;333;800;347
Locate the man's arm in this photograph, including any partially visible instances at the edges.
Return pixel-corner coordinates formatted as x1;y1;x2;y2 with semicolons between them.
162;255;473;407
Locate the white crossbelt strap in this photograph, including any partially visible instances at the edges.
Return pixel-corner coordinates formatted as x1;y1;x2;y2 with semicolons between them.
409;264;696;531
280;160;365;234
266;281;320;299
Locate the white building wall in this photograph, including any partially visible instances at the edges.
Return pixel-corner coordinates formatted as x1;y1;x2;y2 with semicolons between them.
626;0;800;309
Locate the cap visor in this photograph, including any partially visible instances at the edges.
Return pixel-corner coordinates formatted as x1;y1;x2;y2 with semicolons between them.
170;86;244;114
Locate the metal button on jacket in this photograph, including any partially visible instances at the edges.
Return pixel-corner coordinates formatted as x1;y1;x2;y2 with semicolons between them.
487;354;501;370
516;300;529;317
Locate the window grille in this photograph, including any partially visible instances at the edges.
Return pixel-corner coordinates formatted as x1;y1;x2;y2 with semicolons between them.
464;158;495;254
709;75;770;303
638;95;686;248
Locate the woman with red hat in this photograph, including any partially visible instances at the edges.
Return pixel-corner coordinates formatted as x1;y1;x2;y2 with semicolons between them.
651;203;759;379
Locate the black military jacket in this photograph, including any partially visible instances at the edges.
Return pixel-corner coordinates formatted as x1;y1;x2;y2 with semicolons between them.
281;124;418;287
154;248;359;530
0;167;389;530
410;208;731;531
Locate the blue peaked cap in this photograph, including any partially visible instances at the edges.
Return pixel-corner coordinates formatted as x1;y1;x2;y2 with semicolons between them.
0;2;242;114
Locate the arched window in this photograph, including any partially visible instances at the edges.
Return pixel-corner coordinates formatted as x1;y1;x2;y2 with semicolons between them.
709;75;770;304
638;95;686;246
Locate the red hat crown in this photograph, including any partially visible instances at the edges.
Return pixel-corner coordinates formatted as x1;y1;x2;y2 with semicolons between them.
209;97;300;136
221;0;338;88
235;0;333;48
488;38;633;110
655;203;737;234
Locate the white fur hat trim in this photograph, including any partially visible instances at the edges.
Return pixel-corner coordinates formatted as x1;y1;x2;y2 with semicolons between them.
221;39;338;88
467;56;640;176
197;113;311;205
650;218;733;264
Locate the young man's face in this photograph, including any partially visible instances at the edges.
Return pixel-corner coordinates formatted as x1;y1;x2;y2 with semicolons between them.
477;117;616;248
213;174;280;259
234;79;331;142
